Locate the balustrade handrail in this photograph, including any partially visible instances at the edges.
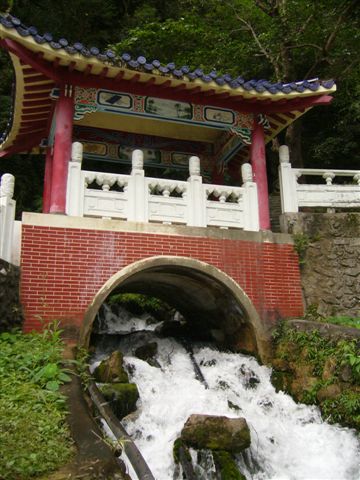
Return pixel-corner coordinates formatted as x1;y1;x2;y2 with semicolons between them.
278;145;360;213
66;144;260;231
293;168;360;178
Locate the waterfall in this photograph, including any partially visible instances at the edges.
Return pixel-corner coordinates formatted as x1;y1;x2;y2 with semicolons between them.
91;311;360;480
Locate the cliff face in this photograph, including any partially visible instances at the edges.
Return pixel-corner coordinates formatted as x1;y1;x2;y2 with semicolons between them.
280;212;360;318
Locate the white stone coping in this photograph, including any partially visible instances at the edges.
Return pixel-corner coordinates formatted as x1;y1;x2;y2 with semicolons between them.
22;212;293;245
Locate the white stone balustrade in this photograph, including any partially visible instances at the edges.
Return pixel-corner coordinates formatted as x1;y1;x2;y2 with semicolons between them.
0;173;21;265
66;144;260;231
279;145;360;213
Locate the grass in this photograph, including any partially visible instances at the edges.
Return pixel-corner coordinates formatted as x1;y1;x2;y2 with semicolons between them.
0;324;73;479
322;316;360;330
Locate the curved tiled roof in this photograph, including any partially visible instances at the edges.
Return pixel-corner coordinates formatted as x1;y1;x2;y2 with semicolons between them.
0;14;335;95
0;13;336;158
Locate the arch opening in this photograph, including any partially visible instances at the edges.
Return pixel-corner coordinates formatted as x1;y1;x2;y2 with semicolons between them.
80;256;272;362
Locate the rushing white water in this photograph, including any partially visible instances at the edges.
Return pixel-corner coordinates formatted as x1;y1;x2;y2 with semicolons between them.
92;315;360;480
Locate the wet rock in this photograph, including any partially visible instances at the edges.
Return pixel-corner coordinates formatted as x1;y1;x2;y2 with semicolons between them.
228;400;241;411
240;365;260;389
218;380;230;390
181;414;251;453
99;383;139;419
134;342;158;361
200;358;217;367
316;383;342;403
93;351;129;383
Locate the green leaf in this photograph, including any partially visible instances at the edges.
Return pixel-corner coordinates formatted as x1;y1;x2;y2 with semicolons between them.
58;372;72;383
46;380;60;391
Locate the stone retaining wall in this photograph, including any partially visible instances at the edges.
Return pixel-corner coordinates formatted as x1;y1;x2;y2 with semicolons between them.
281;212;360;317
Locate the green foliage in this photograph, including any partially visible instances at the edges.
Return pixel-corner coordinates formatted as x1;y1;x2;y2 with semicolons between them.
274;323;360;382
322;391;360;430
0;324;73;479
108;292;169;316
273;323;360;429
75;346;93;389
292;233;311;265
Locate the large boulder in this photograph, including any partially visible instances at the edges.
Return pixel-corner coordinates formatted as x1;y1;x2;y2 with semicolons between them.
181;414;250;453
93;351;129;383
99;383;139;420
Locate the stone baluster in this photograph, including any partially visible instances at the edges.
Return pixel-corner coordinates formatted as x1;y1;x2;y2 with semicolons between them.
128;149;147;222
0;173;16;263
241;163;253;184
323;171;335;185
188;156;206;227
66;142;84;216
241;163;259;231
278;144;299;213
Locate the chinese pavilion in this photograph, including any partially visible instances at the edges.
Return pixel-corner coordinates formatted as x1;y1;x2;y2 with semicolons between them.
0;14;336;230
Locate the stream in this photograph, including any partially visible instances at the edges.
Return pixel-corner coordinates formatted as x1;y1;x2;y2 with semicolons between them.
91;305;360;480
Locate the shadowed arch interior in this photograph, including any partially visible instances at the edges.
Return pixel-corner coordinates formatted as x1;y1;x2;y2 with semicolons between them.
80;256;272;362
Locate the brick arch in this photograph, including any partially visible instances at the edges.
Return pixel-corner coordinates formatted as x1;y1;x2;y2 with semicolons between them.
79;256;272;362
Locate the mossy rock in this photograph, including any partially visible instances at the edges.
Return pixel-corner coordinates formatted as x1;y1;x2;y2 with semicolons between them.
213;451;246;480
93;351;129;383
181;414;250;453
99;383;139;419
173;438;191;465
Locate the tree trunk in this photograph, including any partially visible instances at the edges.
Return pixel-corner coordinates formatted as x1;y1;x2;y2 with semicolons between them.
285;118;303;168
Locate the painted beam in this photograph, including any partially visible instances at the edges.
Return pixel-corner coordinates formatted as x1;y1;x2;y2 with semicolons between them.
49;86;74;214
250;119;270;230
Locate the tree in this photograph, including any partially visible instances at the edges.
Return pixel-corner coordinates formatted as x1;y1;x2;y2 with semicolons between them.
113;0;360;168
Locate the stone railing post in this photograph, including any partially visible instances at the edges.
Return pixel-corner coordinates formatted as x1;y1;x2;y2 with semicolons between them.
187;156;206;227
128;149;147;222
66;142;84;216
278;145;299;213
241;163;259;231
0;173;16;263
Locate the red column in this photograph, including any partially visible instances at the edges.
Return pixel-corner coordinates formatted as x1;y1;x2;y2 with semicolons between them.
42;146;53;213
49;86;74;214
250;119;270;230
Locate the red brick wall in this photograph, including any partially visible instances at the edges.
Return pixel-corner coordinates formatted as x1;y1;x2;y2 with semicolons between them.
21;225;304;332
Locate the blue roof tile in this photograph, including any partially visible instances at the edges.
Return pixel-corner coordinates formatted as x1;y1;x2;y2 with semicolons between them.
59;38;69;47
43;32;53;42
137;56;146;65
